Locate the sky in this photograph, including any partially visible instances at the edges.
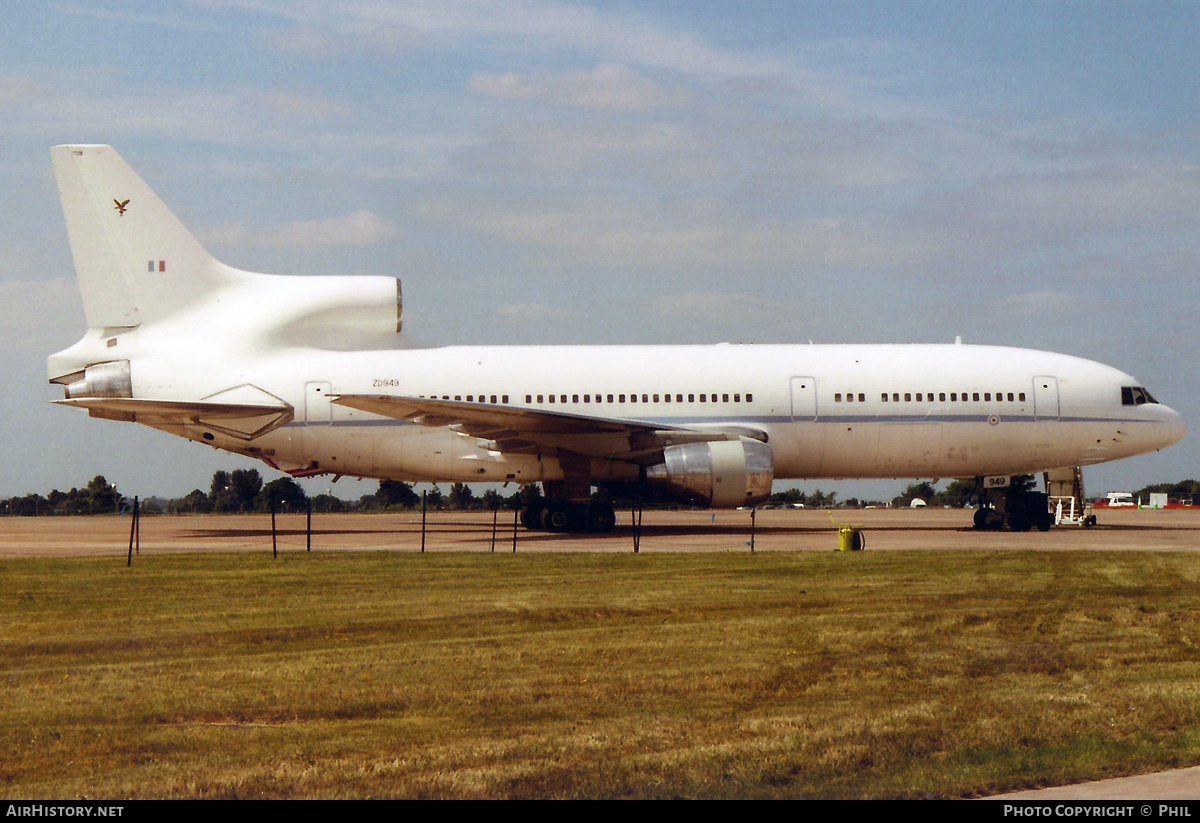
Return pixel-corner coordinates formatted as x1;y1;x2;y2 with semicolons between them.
2;0;1198;503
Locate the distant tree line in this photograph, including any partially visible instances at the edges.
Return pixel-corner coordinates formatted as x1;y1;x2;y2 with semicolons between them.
1130;479;1200;504
765;481;980;509
0;470;549;516
6;472;1197;516
2;475;123;516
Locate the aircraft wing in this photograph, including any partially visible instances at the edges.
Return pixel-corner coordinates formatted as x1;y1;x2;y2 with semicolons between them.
332;394;766;461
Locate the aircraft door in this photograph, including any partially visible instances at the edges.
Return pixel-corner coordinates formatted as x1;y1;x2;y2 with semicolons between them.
1033;376;1060;421
305;381;333;425
790;376;817;421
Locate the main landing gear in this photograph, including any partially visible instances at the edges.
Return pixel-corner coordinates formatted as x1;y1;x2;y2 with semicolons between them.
521;499;618;533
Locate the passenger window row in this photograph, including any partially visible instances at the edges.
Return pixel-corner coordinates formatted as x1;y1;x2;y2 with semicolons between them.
523;392;753;405
421;394;510;403
414;392;755;406
832;391;1027;403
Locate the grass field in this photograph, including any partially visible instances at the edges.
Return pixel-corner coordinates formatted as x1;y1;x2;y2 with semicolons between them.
4;545;1200;798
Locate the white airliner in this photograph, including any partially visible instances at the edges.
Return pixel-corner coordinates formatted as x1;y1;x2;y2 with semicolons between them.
47;145;1185;531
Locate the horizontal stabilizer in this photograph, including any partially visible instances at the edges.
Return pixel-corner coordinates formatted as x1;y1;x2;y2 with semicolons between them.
55;397;293;440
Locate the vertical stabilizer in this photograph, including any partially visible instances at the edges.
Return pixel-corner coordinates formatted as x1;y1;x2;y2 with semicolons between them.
51;144;236;328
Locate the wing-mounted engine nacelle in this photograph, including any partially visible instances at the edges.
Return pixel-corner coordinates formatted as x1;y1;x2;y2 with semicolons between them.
645;439;774;508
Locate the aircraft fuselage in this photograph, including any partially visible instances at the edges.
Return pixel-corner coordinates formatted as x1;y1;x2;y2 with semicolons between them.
118;338;1183;485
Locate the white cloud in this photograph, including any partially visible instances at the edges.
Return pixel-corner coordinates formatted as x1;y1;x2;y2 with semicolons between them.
264;22;424;55
648;291;776;322
995;289;1089;318
244;90;351;120
468;63;689;112
246;0;791;78
0;75;48;108
203;210;398;248
937;164;1200;236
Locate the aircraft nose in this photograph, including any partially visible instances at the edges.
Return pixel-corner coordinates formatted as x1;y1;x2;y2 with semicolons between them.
1152;405;1190;451
1160;405;1188;449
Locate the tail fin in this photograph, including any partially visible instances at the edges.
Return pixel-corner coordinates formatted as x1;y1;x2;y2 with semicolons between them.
51;144;238;328
49;145;405;385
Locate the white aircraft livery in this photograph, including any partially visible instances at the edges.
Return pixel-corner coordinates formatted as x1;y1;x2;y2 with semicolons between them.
47;145;1185;531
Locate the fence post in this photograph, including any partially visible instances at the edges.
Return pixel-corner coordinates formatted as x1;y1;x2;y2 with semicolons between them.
126;496;139;567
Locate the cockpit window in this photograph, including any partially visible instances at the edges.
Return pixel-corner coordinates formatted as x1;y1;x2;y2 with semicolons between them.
1122;386;1159;406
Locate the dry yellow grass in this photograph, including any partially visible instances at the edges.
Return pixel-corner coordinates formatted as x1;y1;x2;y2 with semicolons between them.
3;528;1200;798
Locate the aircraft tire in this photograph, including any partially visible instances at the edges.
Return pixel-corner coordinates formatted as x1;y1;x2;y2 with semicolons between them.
589;504;617;533
520;506;543;530
541;505;572;532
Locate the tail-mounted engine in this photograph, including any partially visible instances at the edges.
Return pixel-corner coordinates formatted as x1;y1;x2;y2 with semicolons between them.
645;439;774;508
63;360;132;399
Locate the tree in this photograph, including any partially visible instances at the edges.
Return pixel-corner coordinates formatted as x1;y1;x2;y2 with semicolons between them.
930;479;976;507
311;493;349;513
893;481;937;508
228;469;263;512
510;484;544;512
448;482;475;510
85;475;121;514
256;477;308;512
179;489;211;513
769;488;807;506
210;470;234;512
376;480;420;509
424;484;444;509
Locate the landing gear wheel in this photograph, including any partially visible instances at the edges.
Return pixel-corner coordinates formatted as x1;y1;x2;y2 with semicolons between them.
541;505;572;532
520;506;543;530
589;503;617;533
